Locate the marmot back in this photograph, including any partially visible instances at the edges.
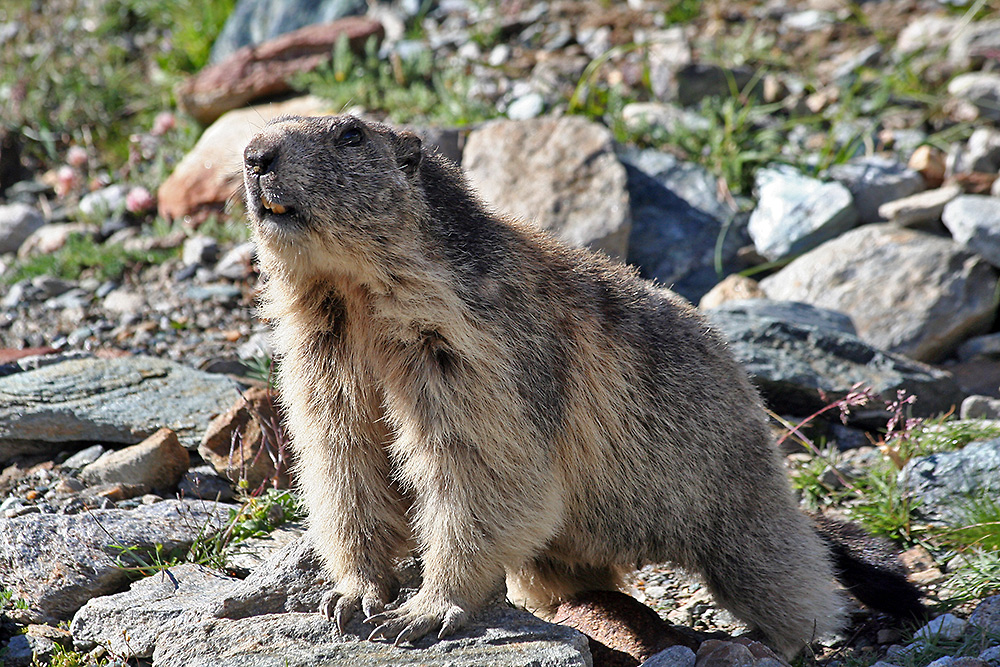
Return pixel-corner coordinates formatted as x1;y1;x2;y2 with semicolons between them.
244;114;854;657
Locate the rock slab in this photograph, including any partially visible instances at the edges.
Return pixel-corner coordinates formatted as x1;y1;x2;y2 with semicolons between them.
70;536;591;667
706;299;963;420
178;17;383;125
209;0;368;63
0;355;242;461
759;224;998;362
0;499;233;621
463;117;631;260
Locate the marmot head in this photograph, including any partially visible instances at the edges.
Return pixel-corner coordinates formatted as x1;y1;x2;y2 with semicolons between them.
243;114;426;283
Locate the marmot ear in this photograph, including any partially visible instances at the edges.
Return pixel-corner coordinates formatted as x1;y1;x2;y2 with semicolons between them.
395;133;423;176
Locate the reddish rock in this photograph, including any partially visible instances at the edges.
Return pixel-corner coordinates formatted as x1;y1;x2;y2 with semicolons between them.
156;96;331;221
79;428;190;491
176;17;384;126
0;347;58;365
552;590;701;667
198;386;292;490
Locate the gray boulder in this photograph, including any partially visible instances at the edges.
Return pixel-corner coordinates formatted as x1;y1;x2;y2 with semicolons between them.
942;195;1000;269
71;564;240;658
759;224;998;362
70;536;591;667
152;608;591;667
209;0;367;63
0;355;243;463
0;202;44;254
899;438;1000;523
463;117;631;260
827;156;925;224
747;165;858;262
619;148;742;301
0;499;233;621
707;299;964;420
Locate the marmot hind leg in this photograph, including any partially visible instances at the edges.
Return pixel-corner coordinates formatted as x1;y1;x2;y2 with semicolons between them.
506;555;626;614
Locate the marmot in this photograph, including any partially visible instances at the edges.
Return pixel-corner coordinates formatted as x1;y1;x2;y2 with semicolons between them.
242;115;919;657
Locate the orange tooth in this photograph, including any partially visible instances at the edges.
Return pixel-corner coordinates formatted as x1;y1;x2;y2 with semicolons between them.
261;196;287;215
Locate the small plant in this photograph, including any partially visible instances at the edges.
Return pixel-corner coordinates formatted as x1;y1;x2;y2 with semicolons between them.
1;233;177;285
107;489;305;578
297;35;494;126
1;587;29;610
40;643;126;667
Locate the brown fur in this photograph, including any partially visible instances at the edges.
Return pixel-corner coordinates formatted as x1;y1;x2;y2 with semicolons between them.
242;114;844;656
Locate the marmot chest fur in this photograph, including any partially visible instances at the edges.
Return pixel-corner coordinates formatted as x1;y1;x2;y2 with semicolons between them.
243;114;849;657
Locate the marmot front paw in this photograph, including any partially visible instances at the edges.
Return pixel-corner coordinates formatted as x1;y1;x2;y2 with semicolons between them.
365;592;469;645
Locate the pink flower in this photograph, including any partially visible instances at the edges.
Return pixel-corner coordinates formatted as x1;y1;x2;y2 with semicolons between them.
66;145;89;168
151;111;176;136
54;166;81;198
125;186;155;213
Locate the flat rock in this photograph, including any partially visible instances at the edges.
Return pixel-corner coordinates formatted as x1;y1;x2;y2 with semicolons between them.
213;534;336;619
0;355;242;462
706;299;964;420
942;195;1000;269
759;224;998;363
152;608;591;667
960;396;1000;420
209;0;368;63
827;156;925;224
878;185;962;229
747;165;858;262
0;499;233;621
71;563;241;658
899;438;1000;523
0;203;44;254
70;535;590;667
157;96;333;221
955;333;1000;361
619;148;742;301
463;117;631;260
79;428;190;490
178;17;382;125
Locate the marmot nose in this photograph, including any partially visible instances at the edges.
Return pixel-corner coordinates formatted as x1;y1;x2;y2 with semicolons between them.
244;140;280;176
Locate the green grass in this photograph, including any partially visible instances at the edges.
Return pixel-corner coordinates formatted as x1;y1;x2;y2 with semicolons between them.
789;413;1000;615
0;587;29;610
1;233;177;286
111;489;305;577
297;35;495;126
0;0;231;168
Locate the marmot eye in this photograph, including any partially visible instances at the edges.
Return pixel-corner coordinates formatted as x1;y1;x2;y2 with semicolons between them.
338;127;363;147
